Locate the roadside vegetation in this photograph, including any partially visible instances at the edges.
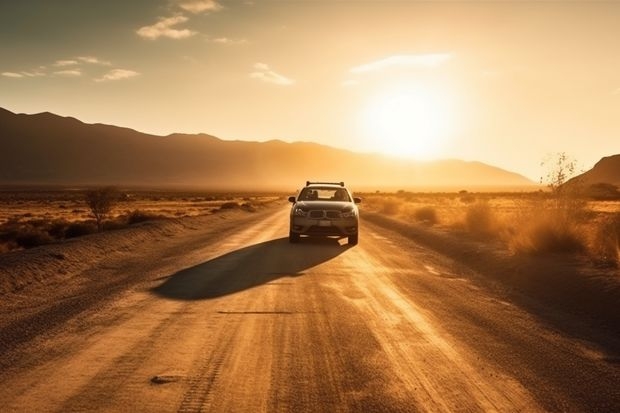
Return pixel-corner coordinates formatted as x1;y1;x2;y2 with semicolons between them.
364;153;620;268
364;191;620;268
0;190;279;253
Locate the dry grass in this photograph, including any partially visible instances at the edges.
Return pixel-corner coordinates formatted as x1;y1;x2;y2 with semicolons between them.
363;191;620;267
0;190;280;252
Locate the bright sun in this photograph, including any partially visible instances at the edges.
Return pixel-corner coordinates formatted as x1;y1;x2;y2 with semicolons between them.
361;85;454;159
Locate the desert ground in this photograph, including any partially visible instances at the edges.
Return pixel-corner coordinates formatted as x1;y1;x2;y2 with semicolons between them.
1;189;619;412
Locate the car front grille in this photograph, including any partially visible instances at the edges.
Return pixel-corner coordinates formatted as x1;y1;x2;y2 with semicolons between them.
308;210;342;219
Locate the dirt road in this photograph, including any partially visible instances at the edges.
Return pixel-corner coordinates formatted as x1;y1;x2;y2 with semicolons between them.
1;206;619;412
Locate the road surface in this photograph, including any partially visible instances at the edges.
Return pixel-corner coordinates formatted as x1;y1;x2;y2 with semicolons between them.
1;206;619;412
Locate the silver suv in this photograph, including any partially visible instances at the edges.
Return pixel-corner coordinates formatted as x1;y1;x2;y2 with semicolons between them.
288;181;361;245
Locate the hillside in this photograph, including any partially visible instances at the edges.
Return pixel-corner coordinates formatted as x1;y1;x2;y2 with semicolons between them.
0;107;533;190
564;154;620;198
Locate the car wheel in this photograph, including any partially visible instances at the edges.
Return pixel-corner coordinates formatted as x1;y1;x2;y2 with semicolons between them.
289;231;300;243
348;233;358;245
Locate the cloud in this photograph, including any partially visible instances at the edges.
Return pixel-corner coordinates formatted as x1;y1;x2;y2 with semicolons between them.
54;59;79;67
77;56;111;66
54;69;82;77
136;15;195;40
250;63;295;86
207;36;247;45
2;72;24;78
177;0;222;14
95;69;140;82
350;53;453;73
21;70;46;77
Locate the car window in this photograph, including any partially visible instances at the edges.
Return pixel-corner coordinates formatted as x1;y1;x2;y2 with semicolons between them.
299;187;351;202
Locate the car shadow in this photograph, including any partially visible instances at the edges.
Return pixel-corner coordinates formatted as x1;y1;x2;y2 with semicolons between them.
152;236;350;300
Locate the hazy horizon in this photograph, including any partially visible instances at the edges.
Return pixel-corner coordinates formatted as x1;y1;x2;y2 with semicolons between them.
1;1;619;181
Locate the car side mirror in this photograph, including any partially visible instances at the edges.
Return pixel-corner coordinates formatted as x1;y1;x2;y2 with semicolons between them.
288;196;296;203
353;197;362;204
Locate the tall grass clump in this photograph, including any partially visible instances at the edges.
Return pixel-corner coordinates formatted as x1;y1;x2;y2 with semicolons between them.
588;213;620;266
508;198;586;255
411;206;438;225
380;197;401;215
464;202;497;236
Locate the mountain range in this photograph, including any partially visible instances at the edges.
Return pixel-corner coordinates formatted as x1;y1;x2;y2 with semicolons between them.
1;107;538;191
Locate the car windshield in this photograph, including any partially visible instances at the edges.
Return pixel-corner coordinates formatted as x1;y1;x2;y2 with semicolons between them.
299;187;351;202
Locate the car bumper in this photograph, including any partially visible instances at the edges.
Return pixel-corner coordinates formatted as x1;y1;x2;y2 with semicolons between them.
290;216;358;236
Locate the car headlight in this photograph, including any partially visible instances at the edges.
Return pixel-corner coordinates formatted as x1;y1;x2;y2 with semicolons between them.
341;207;357;218
293;207;307;217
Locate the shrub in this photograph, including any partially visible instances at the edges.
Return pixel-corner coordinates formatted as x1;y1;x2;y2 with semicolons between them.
15;228;53;248
588;213;620;266
509;210;585;255
126;209;164;225
64;222;98;238
219;202;239;210
380;197;401;215
85;187;120;231
464;202;496;235
412;206;438;225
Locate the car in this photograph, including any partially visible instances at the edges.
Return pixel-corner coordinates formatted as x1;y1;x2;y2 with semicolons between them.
288;181;361;245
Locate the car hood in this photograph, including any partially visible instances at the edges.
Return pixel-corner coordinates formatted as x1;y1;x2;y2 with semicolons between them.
294;201;354;210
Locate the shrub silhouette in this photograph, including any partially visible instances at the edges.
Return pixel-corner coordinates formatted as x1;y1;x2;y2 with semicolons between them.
85;187;119;231
412;206;438;225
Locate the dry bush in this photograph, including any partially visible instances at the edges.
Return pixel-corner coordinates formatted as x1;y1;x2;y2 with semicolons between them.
508;199;586;255
219;201;239;210
85;187;120;231
64;222;98;239
411;206;439;225
464;202;497;236
588;213;620;266
126;209;165;225
380;197;402;215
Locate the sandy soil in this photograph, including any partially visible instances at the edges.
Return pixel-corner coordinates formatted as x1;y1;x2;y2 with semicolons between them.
1;204;619;412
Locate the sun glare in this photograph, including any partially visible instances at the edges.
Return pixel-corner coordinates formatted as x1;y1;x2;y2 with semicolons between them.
360;85;454;159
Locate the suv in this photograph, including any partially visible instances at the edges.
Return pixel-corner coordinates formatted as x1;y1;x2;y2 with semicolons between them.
288;181;361;245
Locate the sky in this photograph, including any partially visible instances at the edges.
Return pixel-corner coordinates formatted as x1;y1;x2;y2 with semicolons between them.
1;0;619;181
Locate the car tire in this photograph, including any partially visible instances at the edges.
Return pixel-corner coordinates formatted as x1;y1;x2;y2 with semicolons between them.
348;233;358;245
289;231;300;243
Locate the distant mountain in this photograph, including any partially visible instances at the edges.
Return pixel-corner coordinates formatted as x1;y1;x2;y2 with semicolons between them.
565;154;620;199
571;155;620;187
0;107;533;190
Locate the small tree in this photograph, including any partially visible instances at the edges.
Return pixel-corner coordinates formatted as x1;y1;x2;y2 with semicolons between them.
540;152;578;193
85;187;119;231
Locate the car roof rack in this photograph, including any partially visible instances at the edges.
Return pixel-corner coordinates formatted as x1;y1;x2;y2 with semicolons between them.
306;181;345;187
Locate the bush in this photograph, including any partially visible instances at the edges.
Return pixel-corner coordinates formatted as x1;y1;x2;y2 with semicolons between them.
588;213;620;266
15;228;53;248
219;202;239;210
380;197;401;215
64;222;98;238
509;210;585;255
412;206;438;225
465;202;496;235
126;209;164;225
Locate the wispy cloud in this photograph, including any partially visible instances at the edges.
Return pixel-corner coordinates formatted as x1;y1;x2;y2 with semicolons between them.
2;72;24;78
207;36;247;45
136;15;195;40
176;0;222;14
54;69;82;77
350;53;453;73
95;69;140;82
54;59;79;67
21;70;46;77
250;63;295;86
77;56;111;66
